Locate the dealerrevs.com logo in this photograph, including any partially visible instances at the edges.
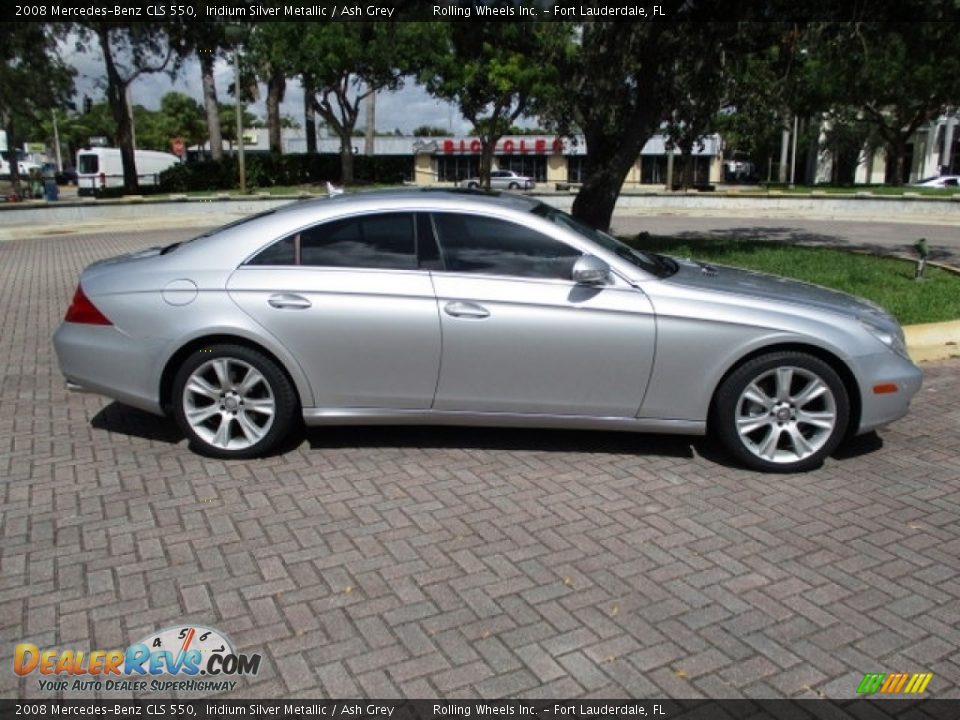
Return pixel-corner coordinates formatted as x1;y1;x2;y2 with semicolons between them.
14;625;260;693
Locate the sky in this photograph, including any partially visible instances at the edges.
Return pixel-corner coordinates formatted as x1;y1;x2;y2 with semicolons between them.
60;35;479;137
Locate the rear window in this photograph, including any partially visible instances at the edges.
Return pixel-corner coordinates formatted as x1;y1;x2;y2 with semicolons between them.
78;155;99;174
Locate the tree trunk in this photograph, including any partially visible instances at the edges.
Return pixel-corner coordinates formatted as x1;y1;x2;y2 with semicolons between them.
200;52;223;161
339;132;354;184
572;130;647;230
893;138;908;185
97;27;138;194
885;138;908;185
479;139;497;189
266;70;285;154
303;79;316;155
680;142;694;189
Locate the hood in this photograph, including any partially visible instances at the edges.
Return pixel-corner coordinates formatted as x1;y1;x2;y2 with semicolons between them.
664;256;889;320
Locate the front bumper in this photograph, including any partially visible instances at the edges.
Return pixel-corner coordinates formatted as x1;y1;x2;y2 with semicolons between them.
855;351;923;434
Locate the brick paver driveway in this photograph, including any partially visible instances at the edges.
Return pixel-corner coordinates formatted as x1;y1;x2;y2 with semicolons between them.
2;229;959;700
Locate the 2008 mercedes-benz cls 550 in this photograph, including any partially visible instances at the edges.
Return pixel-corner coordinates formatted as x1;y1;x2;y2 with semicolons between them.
53;190;922;472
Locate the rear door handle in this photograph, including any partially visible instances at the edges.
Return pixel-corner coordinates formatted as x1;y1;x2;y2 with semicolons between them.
444;301;489;319
268;293;312;309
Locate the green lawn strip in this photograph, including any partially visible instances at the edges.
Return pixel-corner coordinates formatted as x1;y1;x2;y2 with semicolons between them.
759;184;960;197
624;234;960;326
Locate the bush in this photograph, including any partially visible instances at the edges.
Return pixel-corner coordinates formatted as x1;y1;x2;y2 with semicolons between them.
159;153;413;192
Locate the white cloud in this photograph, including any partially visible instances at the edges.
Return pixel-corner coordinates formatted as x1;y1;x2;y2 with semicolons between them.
59;35;478;136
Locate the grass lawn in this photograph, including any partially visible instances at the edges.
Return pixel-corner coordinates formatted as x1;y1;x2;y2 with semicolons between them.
624;234;960;326
758;184;960;197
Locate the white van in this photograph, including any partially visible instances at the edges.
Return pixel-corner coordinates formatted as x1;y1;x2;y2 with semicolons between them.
77;148;179;196
0;150;41;178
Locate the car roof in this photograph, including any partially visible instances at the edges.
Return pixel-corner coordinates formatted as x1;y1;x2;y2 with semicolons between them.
175;188;546;264
275;187;542;216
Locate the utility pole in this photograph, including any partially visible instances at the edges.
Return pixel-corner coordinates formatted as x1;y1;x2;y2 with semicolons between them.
52;109;62;171
235;47;245;193
789;115;799;188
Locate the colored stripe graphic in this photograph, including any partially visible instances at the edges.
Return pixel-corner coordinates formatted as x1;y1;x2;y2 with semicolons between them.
857;672;932;694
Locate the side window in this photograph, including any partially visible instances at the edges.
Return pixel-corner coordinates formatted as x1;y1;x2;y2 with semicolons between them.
432;213;582;280
301;213;416;269
247;213;417;270
247;235;295;266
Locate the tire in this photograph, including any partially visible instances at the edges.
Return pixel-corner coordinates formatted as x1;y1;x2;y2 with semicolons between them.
712;352;850;473
508;182;519;189
467;181;479;189
172;344;298;459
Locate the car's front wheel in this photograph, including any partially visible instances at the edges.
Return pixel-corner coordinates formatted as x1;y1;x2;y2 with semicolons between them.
508;182;519;189
713;352;850;473
467;181;479;189
172;344;298;459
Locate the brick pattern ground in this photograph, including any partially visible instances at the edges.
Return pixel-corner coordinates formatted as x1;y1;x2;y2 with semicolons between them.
1;230;959;700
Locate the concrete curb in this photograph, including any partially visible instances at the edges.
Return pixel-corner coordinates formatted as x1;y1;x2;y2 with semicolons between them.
904;320;960;362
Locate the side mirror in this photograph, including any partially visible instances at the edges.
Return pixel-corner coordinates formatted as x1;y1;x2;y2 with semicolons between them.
572;254;612;286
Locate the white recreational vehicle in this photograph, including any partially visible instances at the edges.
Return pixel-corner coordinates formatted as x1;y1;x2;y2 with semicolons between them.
77;148;179;196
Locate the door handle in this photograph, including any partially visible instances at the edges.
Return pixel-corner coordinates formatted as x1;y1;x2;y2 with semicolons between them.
444;301;489;319
268;293;312;309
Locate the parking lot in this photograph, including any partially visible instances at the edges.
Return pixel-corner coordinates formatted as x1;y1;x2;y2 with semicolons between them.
2;228;959;699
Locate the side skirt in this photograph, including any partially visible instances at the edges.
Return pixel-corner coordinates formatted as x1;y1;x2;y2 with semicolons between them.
301;408;705;435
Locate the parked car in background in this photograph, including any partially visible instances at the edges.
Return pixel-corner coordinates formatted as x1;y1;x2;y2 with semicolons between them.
461;170;535;190
723;151;757;183
55;164;78;186
912;175;959;188
0;151;40;178
53;189;921;473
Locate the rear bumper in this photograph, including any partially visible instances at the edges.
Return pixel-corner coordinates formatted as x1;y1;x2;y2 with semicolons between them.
855;351;923;434
53;322;166;415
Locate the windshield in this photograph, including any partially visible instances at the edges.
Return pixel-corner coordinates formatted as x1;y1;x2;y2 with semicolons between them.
530;204;676;278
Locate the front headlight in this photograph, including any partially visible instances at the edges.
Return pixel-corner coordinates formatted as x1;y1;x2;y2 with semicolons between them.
860;317;908;358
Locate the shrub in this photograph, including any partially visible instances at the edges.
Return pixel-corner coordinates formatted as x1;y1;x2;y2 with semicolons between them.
159;153;413;192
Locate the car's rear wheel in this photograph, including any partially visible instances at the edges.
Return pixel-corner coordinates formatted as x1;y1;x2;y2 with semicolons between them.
508;182;519;189
467;181;479;189
172;344;298;459
713;352;849;473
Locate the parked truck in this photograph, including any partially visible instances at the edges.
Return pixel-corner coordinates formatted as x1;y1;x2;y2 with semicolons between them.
77;147;179;196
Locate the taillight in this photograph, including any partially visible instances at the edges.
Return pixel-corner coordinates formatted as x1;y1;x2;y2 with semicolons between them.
64;285;112;325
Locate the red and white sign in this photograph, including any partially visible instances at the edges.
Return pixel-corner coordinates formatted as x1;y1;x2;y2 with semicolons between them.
441;137;565;155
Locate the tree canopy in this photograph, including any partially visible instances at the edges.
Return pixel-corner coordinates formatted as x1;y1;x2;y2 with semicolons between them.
419;21;569;188
0;22;74;186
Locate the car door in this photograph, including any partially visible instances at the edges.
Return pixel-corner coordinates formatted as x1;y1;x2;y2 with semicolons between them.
428;212;656;417
227;212;441;410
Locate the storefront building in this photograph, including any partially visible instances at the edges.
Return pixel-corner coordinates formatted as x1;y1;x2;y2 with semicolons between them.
245;130;725;189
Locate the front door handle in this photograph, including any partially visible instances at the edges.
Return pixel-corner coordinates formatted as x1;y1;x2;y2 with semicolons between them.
444;301;490;319
268;293;312;310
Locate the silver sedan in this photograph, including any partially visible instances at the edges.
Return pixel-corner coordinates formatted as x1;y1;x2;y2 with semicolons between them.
462;170;535;190
53;190;922;472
